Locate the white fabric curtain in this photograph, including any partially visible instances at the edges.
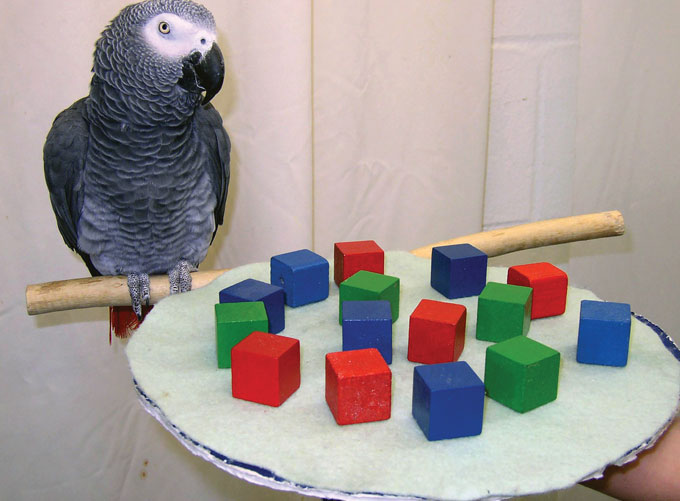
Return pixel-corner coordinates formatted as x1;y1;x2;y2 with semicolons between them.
311;1;490;256
2;0;679;499
210;1;315;268
208;0;492;272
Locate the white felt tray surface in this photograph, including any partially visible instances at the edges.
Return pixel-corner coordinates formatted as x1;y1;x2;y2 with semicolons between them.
126;252;680;500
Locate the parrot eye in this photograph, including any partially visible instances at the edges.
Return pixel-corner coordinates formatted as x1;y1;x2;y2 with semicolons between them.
158;21;171;34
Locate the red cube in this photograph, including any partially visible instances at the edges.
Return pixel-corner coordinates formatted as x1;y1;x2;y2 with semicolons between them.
507;262;568;319
231;331;301;407
408;299;466;364
325;348;392;425
333;240;384;285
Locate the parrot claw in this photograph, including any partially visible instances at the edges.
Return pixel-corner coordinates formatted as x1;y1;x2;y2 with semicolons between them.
127;273;150;320
169;260;194;295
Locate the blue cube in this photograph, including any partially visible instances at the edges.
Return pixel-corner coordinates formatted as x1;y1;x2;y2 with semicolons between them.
577;300;631;367
218;279;285;334
431;244;488;299
412;361;485;441
342;301;393;364
270;249;329;307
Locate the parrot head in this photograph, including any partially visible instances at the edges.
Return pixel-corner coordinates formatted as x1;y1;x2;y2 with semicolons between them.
93;0;224;118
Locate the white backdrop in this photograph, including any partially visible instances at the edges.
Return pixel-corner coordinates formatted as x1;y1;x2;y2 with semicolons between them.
1;1;678;500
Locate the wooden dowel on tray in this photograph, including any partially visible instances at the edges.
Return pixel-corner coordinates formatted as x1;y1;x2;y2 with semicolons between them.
26;210;624;316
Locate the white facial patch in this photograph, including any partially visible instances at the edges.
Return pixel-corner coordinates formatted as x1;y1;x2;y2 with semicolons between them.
142;13;216;60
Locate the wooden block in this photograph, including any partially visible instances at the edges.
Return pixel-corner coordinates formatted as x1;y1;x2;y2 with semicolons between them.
214;302;269;368
484;336;560;413
412;361;485;440
430;243;488;299
270;249;329;307
476;282;532;342
577;300;631;367
219;278;285;333
231;331;301;407
408;299;466;364
338;270;400;323
333;240;384;285
325;348;392;425
507;262;568;319
342;300;393;364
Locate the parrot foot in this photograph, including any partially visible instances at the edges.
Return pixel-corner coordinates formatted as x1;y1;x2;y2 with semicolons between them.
127;273;151;320
169;260;194;295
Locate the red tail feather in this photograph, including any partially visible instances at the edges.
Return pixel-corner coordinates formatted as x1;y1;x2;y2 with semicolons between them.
109;305;154;342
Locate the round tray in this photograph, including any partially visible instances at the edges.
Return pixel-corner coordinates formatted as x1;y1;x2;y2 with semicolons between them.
126;252;680;500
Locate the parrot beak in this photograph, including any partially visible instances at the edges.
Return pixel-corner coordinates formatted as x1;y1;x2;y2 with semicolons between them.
179;43;225;105
196;43;224;105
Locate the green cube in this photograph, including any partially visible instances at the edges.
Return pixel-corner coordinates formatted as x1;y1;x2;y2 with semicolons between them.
476;282;532;342
339;270;400;323
215;301;269;368
484;336;560;413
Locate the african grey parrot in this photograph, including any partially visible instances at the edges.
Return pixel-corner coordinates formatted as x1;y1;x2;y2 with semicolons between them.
44;0;230;320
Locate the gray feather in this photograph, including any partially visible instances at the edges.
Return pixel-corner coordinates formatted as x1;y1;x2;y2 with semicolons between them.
44;0;230;283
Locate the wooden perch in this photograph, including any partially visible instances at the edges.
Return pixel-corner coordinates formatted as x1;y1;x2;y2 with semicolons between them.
26;210;624;316
410;210;625;258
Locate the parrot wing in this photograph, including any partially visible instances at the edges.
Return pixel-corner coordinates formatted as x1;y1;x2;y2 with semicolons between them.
196;102;231;243
43;98;100;276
